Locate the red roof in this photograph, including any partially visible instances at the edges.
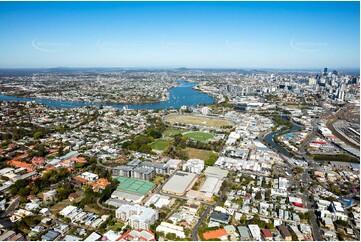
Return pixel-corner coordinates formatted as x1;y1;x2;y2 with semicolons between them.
293;202;303;207
203;229;227;240
261;229;272;238
74;176;87;184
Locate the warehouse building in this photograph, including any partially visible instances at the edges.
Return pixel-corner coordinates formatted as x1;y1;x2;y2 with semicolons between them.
162;171;197;196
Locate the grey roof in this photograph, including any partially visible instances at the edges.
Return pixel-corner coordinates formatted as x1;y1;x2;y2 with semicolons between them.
0;230;16;241
14;171;37;180
162;171;196;195
105;198;127;208
141;161;168;169
113;165;133;172
41;230;60;241
237;226;251;239
63;235;82;241
60;151;79;160
278;225;292;238
210;211;231;223
127;159;142;167
133;167;154;175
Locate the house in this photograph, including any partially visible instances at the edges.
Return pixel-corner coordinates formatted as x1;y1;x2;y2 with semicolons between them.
0;230;16;241
290;225;305;241
261;228;273;241
278;225;292;241
25;202;40;211
0;198;6;211
203;228;228;240
73;176;88;186
68;192;80;201
8;233;24;241
248;225;261;241
102;230;121;241
210;211;231;224
323;217;335;230
32;157;46;167
237;226;251;241
43;190;57;201
156;222;185;238
54;222;70;235
31;225;45;233
63;235;82;241
119;230;156;241
8;160;35;172
90;178;111;192
80;172;99;182
41;230;60;241
84;232;101;241
39;208;51;216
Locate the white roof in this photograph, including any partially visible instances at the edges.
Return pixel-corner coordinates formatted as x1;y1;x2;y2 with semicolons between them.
84;232;101;241
60;205;77;216
162;171;197;195
248;224;261;239
103;230;121;241
200;176;221;194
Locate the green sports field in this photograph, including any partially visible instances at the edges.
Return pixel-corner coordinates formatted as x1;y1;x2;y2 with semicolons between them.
150;139;171;150
184;131;214;142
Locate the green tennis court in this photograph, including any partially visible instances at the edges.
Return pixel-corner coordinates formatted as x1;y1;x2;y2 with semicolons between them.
116;177;155;195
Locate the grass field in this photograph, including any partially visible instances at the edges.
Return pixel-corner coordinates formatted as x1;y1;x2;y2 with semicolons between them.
150;139;171;150
108;222;124;232
164;114;231;128
163;129;185;137
184;148;215;161
184;131;214;142
50;195;83;213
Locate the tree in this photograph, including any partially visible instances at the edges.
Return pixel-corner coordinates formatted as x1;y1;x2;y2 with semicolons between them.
33;131;43;139
255;191;262;200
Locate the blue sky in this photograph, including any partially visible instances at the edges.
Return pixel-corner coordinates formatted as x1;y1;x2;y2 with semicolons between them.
0;1;359;69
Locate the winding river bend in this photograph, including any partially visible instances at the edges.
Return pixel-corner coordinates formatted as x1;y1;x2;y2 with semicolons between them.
0;80;215;109
264;115;303;158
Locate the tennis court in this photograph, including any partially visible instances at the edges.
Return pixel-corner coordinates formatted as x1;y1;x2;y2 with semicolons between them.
116;177;155;195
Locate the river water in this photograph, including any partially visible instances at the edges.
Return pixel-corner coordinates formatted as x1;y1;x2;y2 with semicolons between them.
264;115;303;157
0;80;215;109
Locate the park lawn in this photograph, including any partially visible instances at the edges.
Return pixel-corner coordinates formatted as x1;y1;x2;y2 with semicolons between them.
150;139;171;150
163;129;185;137
184;131;214;142
164;114;232;128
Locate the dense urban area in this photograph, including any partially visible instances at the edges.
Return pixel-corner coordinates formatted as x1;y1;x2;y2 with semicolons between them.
0;68;359;241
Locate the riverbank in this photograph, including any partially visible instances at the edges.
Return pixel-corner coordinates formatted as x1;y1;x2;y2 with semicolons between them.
0;80;216;110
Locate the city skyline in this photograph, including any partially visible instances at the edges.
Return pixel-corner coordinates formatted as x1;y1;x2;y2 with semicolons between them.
0;1;359;69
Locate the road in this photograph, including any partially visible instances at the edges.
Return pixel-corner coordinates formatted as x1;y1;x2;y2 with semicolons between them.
297;118;323;241
191;172;232;240
1;196;20;218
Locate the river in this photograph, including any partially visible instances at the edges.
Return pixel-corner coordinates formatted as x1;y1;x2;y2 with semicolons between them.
264;115;303;158
0;80;215;109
